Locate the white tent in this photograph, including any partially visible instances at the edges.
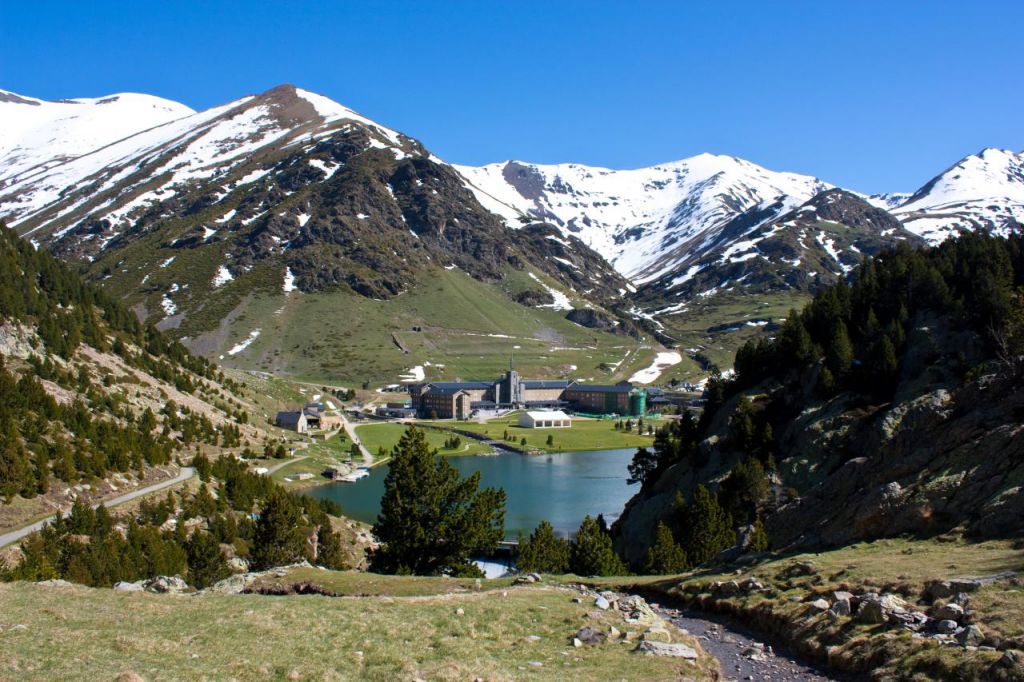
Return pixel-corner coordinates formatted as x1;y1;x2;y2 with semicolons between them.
518;410;572;429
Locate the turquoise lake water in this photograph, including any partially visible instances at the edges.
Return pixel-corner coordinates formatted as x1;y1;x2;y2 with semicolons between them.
305;448;637;538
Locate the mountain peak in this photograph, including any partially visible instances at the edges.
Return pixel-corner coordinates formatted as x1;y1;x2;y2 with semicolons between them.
893;147;1024;243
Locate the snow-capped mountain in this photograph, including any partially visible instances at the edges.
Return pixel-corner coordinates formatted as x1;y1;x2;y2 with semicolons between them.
892;148;1024;243
455;156;832;283
0;89;194;191
0;85;628;363
631;189;923;309
0;85;415;236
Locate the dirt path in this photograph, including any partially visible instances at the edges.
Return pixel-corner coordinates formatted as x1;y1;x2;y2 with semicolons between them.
264;455;309;475
340;413;373;465
0;467;195;549
657;607;857;681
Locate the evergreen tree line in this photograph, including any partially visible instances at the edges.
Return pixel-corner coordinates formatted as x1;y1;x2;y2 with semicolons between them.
730;232;1024;403
0;357;247;502
516;515;627;576
0;223;229;391
3;454;348;588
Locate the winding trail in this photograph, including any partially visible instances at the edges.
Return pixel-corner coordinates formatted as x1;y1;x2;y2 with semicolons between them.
340;413;373;465
656;606;855;681
0;467;195;549
264;455;309;476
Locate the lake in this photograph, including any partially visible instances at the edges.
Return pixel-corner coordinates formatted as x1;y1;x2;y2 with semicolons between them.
305;448;637;538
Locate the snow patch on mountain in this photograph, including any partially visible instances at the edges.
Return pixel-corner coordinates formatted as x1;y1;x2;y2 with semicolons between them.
527;272;574;310
212;265;233;287
0;89;195;188
629;351;683;384
226;329;260;356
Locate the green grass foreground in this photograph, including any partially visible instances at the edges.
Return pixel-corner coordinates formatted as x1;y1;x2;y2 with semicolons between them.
0;573;717;681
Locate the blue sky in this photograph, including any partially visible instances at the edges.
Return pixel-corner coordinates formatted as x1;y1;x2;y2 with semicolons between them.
2;1;1021;193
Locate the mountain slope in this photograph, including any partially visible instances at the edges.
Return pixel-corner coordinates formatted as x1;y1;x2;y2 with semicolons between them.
0;221;279;532
456;155;832;283
0;85;649;382
893;148;1024;243
0;89;194;193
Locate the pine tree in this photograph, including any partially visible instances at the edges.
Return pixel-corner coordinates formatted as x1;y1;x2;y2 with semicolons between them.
569;515;628;576
251;489;309;570
717;458;769;525
0;441;31;501
644;521;689;574
826;320;854;379
748;516;770;552
627;446;658;486
516;520;570;574
681;485;736;565
316;525;348;570
370;427;506;576
186;531;230;588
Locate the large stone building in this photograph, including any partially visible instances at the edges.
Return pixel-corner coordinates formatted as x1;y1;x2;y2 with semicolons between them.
411;359;646;419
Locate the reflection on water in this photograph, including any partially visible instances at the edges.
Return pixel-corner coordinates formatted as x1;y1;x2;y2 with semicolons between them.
304;448;636;538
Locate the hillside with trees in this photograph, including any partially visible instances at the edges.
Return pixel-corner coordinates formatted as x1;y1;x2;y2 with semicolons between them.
3;454;351;587
614;232;1024;567
0;221;284;532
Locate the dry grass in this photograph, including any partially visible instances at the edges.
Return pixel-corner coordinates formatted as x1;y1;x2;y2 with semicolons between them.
0;577;718;681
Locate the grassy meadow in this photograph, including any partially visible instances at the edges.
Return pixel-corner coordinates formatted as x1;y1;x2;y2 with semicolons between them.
423;414;656;453
0;576;718;681
185;267;662;386
355;423;492;458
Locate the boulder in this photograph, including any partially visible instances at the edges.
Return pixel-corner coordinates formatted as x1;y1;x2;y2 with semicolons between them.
934;603;965;622
936;619;959;634
641;626;673;643
950;578;983;593
717;580;741;596
594;595;611;610
856;593;908;624
998;650;1022;670
634;641;698;659
144;576;189;593
113;581;144;592
833;590;854;602
808;598;831;614
739;578;764;592
572;626;606;646
956;624;984;647
830;598;852;617
925;580;953;600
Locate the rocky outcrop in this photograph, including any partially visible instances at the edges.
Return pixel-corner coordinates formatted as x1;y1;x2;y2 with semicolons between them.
766;374;1024;548
565;308;639;337
613;315;1024;564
